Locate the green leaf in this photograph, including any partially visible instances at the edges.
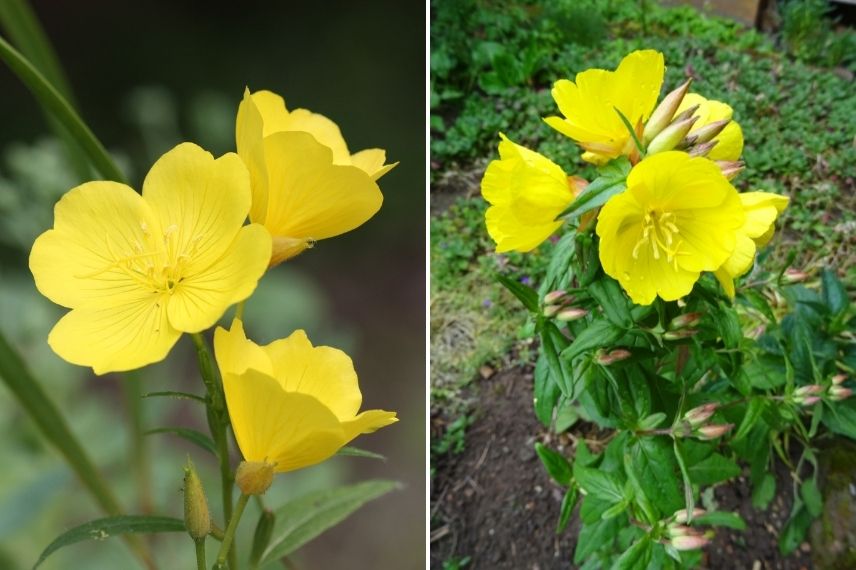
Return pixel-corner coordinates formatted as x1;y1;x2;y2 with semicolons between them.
715;304;743;349
779;506;812;555
589;277;632;328
822;400;856;440
574;517;618;563
688;453;740;485
601;500;629;520
33;516;184;568
554;158;630;221
752;473;776;509
573;465;624;504
612;536;653;570
733;398;766;441
637;412;667;431
630;437;683;517
557;487;578;534
534;354;561;427
145;427;216;455
142;390;206;403
561;319;624;363
613;106;645;155
821;268;849;315
535;443;572;486
336;447;386;460
540;233;576;294
673;440;695;517
496;273;538;313
800;478;823;517
542;321;574;397
262;480;400;564
694;511;746;530
623;452;657;524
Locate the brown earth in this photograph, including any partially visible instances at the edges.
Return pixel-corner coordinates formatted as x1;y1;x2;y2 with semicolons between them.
430;367;815;570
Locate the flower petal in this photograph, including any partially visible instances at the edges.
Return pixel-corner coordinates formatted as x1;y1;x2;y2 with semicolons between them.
167;223;271;333
213;319;273;377
341;409;399;441
261;130;383;242
48;291;179;375
262;329;363;420
143;143;252;276
350;148;397;180
29;181;162;309
236;89;270;224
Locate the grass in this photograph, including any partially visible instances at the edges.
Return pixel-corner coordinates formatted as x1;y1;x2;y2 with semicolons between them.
429;0;856;457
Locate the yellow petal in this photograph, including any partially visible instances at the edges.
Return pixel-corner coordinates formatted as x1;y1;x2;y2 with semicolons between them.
739;192;789;239
246;90;292;136
341;409;399;441
143;143;252;275
719;233;757;278
261;131;382;242
48;291;180;375
281;108;351;165
678;93;743;162
708;121;743;162
714;266;736;299
167;224;271;332
222;368;346;471
350;148;398;180
236;89;270;224
213;319;273;377
261;329;362;420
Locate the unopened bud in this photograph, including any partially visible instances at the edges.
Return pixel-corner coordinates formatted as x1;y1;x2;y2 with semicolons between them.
596;348;632;365
696;423;734;440
544;290;567;305
673;508;706;524
183;458;211;540
668;524;693;538
829;386;853;401
801;396;821;406
671;534;710;551
687;140;718;157
643;79;692;144
669;312;702;331
671;104;700;124
716;160;744;180
832;374;847;386
249;509;276;568
557;308;588;322
543;304;562;318
236;461;275;496
684;403;717;427
794;385;824;398
783;268;809;283
747;325;766;340
646;116;699;155
691;119;730;144
663;329;698;341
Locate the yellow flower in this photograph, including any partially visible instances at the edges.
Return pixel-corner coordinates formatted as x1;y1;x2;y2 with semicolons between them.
714;192;789;298
545;50;665;164
236;89;397;265
214;319;397;473
29;143;272;374
676;93;744;162
596;152;744;305
481;134;581;252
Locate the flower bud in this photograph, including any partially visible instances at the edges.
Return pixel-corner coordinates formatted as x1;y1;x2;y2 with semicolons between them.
715;160;744;180
684;403;717;427
801;396;821;406
663;329;698;341
249;509;276;568
671;534;710;551
646;116;699;155
832;374;847;386
543;304;562;318
671;104;700;124
672;508;706;524
556;308;588;322
596;348;632;365
183;458;211;540
696;423;734;440
544;290;567;305
691;119;730;144
829;386;853;401
794;385;824;398
236;461;275;496
642;78;692;144
668;312;702;331
687;140;718;157
668;524;693;538
783;268;809;283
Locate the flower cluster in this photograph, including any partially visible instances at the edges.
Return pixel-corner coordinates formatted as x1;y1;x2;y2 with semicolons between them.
481;50;789;305
30;89;397;481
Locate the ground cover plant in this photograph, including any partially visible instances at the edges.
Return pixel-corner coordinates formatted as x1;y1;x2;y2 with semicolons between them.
430;1;856;567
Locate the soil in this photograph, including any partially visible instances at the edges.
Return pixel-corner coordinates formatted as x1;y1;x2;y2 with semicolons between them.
430;366;815;570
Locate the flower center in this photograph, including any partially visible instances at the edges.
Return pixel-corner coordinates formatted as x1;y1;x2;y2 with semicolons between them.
632;210;683;268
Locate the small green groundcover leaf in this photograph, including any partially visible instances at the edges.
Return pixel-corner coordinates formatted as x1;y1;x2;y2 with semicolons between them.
34;515;185;568
535;442;572;486
261;479;400;565
335;446;386;460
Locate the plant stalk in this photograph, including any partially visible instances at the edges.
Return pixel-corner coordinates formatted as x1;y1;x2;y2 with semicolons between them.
194;539;206;570
216;494;250;567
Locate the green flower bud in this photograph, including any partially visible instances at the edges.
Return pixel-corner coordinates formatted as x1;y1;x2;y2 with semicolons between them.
646;116;698;155
691;119;730;144
642;78;692;144
183;458;211;540
249;509;276;568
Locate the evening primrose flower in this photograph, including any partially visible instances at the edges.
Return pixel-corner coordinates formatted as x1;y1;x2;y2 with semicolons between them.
714;192;789;298
676;93;744;162
29;143;271;374
481;134;582;252
213;319;397;476
596;152;744;305
545;50;665;164
236;89;396;265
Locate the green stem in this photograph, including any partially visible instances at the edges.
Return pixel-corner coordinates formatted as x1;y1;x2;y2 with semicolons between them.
217;494;250;566
194;539;206;570
235;301;246;321
0;34;126;183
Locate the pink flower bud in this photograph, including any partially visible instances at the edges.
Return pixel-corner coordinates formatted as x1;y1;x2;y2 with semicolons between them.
556;308;588;322
671;534;710;551
684;403;717;427
673;508;706;524
544;290;567;305
663;329;698;341
669;312;702;331
829;386;852;402
801;396;821;406
783;268;809;283
715;160;744;180
696;423;734;440
794;385;824;397
832;374;847;386
596;349;632;365
642;78;693;144
647;116;699;155
668;524;693;538
687;139;718;157
543;305;561;318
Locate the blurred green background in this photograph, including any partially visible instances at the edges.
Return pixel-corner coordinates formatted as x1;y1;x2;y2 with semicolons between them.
0;1;425;568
